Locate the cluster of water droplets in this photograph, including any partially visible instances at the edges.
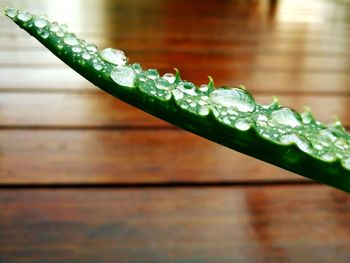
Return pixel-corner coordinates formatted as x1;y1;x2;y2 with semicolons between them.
6;7;350;171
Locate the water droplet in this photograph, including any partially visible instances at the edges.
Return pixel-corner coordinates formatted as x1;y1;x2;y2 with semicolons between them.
63;33;79;46
56;31;64;37
100;48;127;65
155;78;172;91
40;31;49;39
180;103;188;109
132;63;142;73
60;24;68;32
86;44;98;53
146;69;159;80
162;73;176;84
137;72;147;82
5;8;18;18
34;17;48;28
49;22;59;32
320;153;336;162
223;117;231;125
93;63;103;71
335;138;349;150
199;84;209;92
343;158;350;170
280;133;312;154
234;119;252;131
82;51;91;60
319;128;338;142
18;11;32;22
198;100;207;106
314;144;323;150
190;102;197;108
72;46;83;53
199;107;210;116
210;88;255;112
270;108;301;128
172;89;184;100
111;65;136;88
301;111;314;124
176;81;197;96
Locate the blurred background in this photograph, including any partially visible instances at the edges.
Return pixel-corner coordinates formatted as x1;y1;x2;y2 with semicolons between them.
1;0;350;262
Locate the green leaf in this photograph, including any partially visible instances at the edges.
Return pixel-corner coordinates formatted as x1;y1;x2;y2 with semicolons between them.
4;7;350;192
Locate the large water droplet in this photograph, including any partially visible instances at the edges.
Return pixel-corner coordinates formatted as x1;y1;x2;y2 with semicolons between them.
63;33;79;46
72;46;83;53
176;81;197;96
155;78;172;90
100;48;127;65
210;88;255;112
280;133;312;154
93;63;103;71
34;17;48;28
17;11;32;22
301;111;314;124
5;8;18;18
199;84;209;92
343;158;350;170
82;51;91;60
146;69;159;80
270;108;301;128
50;22;60;32
234;118;252;131
86;44;98;53
172;89;184;100
199;107;210;116
111;66;136;88
132;63;142;73
162;73;176;84
320;153;336;162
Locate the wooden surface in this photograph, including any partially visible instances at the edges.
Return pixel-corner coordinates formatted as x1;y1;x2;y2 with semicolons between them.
1;0;350;262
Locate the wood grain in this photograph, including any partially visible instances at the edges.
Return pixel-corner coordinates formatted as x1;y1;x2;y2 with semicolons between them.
0;129;304;184
1;185;350;263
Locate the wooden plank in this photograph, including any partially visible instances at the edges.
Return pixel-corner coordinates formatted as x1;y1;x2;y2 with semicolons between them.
1;36;349;57
0;93;348;127
1;67;350;94
1;185;350;262
0;129;306;184
1;50;350;72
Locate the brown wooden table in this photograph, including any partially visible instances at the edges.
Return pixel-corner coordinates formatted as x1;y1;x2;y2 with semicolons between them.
1;0;350;262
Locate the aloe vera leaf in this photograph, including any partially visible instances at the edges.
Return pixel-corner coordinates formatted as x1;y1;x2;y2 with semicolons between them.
4;8;350;192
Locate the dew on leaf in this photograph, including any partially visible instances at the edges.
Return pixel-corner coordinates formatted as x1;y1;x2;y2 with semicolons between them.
280;133;312;154
210;88;255;113
111;65;136;88
270;108;301;128
235;118;252;131
176;81;197;96
63;33;79;46
199;107;210;116
49;22;60;32
5;7;18;18
162;73;176;84
155;78;172;91
146;69;159;80
72;46;83;53
34;17;48;28
100;48;127;65
18;11;32;22
82;51;91;60
199;84;209;92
